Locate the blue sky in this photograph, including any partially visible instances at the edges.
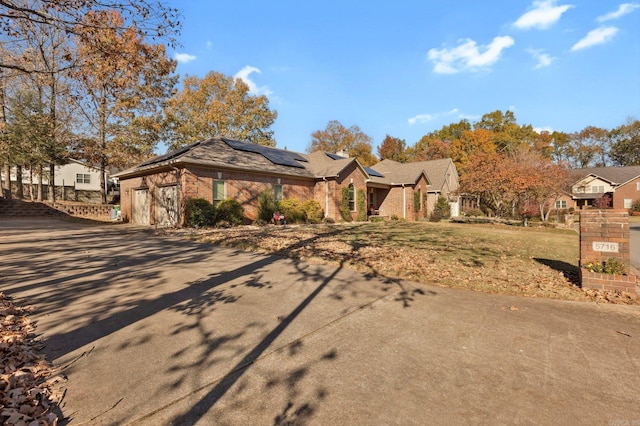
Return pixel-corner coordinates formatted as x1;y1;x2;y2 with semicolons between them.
164;1;640;154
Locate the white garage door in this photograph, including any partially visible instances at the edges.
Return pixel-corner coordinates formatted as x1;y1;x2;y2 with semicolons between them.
132;189;150;225
155;185;178;227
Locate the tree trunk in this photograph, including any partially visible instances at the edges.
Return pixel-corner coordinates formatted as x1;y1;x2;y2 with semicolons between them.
37;166;43;201
48;162;55;201
15;165;23;199
28;166;34;200
2;164;10;199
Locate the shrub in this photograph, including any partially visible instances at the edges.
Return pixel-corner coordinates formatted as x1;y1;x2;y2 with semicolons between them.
215;199;245;226
429;211;442;222
341;187;352;222
357;189;367;221
184;198;215;227
433;196;451;219
593;194;612;209
390;214;399;221
278;198;306;223
584;258;626;275
370;216;385;223
257;190;277;222
464;208;484;217
302;199;324;223
631;199;640;213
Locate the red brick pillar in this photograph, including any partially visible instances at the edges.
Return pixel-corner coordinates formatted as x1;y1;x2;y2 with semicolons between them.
579;209;630;268
579;210;638;297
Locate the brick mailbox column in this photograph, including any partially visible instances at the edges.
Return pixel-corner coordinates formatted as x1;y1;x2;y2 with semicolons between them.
579;209;637;297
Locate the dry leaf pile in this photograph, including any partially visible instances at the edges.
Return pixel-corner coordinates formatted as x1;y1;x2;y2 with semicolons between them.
1;292;60;426
183;223;639;305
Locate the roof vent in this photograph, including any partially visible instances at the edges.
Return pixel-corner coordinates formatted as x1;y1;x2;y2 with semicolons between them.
335;150;349;158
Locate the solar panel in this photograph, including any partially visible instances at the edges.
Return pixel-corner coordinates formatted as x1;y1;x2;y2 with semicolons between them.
223;138;307;168
325;152;345;160
365;167;385;178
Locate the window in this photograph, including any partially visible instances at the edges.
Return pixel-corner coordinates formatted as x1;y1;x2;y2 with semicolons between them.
76;173;90;184
624;199;633;209
213;180;225;207
348;183;355;211
555;200;567;209
637;182;640;191
274;184;283;202
591;185;604;193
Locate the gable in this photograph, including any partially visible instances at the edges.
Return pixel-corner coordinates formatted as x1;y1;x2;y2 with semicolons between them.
572;175;614;194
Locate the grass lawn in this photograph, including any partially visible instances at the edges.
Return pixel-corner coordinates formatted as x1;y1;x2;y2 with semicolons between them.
184;221;638;304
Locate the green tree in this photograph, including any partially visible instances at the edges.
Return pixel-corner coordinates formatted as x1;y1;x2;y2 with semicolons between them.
569;126;611;167
610;119;640;166
309;120;376;166
163;71;277;149
5;89;56;200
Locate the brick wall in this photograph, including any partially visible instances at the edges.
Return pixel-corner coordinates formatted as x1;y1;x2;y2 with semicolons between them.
121;167;317;224
579;209;630;268
579;209;637;297
182;166;315;221
119;171;178;224
0;199;112;219
580;268;637;296
613;177;640;210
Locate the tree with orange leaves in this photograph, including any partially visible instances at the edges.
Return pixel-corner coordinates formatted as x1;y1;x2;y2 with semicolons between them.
72;10;176;203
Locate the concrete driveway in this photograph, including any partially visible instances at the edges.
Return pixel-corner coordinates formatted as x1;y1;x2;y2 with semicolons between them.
1;218;639;425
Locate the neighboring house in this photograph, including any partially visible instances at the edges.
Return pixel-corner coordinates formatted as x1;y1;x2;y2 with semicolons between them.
115;137;460;226
569;166;640;209
1;159;113;203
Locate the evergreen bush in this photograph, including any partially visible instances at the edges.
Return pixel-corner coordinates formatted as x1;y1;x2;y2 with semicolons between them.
215;199;245;226
341;187;352;222
357;189;367;221
184;198;215;227
257;190;277;222
433;196;451;219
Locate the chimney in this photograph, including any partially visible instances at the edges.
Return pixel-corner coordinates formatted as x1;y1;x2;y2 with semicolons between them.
335;150;349;158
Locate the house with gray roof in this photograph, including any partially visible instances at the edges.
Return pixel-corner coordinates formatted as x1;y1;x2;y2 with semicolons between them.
115;137;459;226
569;166;640;210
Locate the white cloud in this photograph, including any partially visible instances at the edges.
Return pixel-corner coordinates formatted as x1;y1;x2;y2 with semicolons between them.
534;126;554;134
174;53;197;63
428;36;515;74
514;0;574;30
597;3;640;22
408;114;433;125
571;26;619;51
408;108;470;125
528;49;556;68
233;65;273;96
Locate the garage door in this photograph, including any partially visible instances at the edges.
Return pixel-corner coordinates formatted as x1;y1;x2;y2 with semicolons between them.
132;189;150;225
155;185;178;227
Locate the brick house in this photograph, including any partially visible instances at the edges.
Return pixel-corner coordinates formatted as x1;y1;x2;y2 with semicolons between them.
115;137;460;226
569;166;640;210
